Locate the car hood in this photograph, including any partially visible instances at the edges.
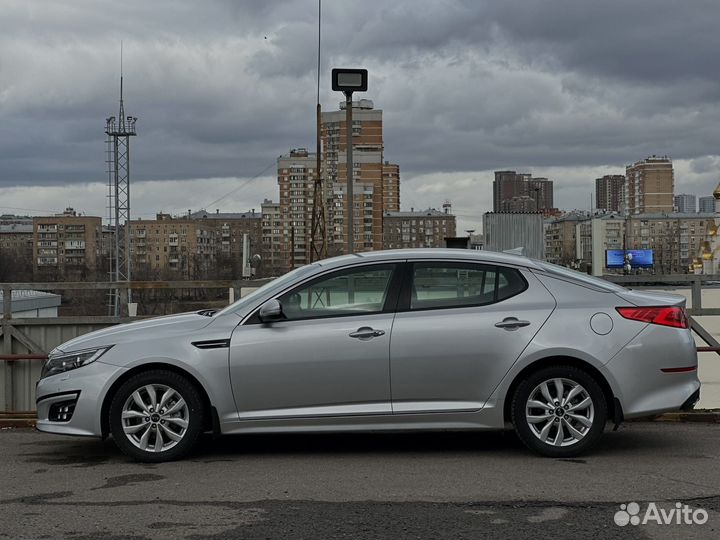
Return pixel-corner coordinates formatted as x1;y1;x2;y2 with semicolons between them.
53;312;215;353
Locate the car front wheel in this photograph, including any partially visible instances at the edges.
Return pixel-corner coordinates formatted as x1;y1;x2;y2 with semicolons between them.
109;369;204;462
511;365;607;457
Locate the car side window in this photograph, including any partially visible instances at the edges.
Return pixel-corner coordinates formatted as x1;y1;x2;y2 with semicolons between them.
410;263;526;310
278;264;396;321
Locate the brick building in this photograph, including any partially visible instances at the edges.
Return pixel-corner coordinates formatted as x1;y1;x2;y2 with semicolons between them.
32;209;103;280
382;208;456;249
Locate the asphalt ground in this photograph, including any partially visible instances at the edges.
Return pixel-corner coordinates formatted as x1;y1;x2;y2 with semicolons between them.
1;423;719;539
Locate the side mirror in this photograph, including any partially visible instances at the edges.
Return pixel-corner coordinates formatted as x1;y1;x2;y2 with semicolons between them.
258;298;284;322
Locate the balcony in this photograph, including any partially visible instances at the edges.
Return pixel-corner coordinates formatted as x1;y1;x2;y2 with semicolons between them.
37;225;57;233
64;240;85;249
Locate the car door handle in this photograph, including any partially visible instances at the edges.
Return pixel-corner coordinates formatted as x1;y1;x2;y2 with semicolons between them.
349;327;385;339
495;317;531;330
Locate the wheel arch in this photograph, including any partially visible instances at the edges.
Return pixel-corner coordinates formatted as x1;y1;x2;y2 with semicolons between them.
100;362;215;439
502;355;621;425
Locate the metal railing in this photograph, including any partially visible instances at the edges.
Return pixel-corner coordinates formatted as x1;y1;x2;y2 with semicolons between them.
2;274;719;413
604;274;720;353
0;279;271;412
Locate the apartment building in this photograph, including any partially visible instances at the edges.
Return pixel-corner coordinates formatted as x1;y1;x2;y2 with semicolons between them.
595;175;625;213
382;162;400;213
625;156;674;214
321;99;400;256
128;213;217;279
0;216;33;280
276;148;318;270
270;100;401;272
189;209;262;277
544;215;584;265
674;194;697;214
626;213;710;274
493;171;554;214
32;208;102;279
260;199;283;277
699;196;715;214
382;208;456;249
578;213;710;275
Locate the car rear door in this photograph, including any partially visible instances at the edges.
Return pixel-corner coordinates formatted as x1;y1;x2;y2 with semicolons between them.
389;261;555;413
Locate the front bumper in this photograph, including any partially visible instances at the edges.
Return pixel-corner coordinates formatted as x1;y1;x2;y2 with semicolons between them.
36;360;126;437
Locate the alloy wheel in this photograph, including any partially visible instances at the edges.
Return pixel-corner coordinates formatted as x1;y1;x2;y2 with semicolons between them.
525;378;595;447
121;384;189;453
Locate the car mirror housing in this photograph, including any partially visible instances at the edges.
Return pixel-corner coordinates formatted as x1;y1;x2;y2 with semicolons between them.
258;298;284;322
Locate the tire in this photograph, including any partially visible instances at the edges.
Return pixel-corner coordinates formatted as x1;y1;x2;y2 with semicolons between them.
109;369;205;462
511;365;607;458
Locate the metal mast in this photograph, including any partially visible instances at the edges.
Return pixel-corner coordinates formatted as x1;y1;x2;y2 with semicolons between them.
105;46;137;315
309;0;327;261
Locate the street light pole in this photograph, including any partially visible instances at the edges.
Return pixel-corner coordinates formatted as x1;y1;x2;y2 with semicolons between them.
331;68;367;256
345;91;354;254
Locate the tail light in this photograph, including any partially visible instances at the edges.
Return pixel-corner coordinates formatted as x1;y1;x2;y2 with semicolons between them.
616;306;689;329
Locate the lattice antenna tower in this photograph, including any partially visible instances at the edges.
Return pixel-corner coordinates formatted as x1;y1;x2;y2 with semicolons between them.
105;43;137;315
309;0;327;261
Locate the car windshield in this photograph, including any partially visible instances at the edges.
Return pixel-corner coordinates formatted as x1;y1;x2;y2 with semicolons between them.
215;264;320;317
536;261;625;292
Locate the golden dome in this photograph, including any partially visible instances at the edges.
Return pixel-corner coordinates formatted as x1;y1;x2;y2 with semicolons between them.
713;182;720;199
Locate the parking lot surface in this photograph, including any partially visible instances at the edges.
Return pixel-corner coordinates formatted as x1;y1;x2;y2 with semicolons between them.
1;423;719;539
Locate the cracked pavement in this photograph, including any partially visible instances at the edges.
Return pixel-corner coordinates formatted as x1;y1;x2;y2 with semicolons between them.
1;423;719;539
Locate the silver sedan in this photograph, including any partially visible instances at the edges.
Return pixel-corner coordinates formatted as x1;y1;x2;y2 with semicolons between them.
36;249;700;461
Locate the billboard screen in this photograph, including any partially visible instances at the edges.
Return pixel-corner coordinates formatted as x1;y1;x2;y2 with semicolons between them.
606;249;654;268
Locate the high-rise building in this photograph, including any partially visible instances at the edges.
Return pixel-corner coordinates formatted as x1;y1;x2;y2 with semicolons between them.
493;171;530;212
271;100;400;273
528;177;554;212
493;171;554;214
674;194;697;214
321;99;388;256
33;208;102;280
501;196;537;213
699;196;715;214
625;156;674;215
382;208;456;249
595;175;625;213
276;148;318;270
382;161;400;212
260;199;283;277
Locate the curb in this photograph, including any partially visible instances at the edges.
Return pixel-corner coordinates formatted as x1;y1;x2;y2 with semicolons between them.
0;416;36;429
651;411;720;423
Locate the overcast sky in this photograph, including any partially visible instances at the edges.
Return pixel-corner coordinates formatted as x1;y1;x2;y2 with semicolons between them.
1;0;720;232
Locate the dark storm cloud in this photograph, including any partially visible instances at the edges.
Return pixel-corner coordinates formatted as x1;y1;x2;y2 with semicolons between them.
1;0;719;205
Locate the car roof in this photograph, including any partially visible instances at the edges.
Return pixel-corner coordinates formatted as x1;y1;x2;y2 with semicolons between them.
316;249;543;270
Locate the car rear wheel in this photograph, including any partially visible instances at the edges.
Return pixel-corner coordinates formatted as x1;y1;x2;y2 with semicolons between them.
511;365;607;457
109;370;204;462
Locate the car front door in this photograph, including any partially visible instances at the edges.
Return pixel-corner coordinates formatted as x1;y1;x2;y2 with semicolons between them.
229;262;401;420
389;261;555;413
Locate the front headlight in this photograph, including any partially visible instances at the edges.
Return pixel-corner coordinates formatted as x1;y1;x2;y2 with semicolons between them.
41;346;113;379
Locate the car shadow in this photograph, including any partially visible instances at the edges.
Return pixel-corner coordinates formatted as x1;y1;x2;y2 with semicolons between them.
20;422;695;464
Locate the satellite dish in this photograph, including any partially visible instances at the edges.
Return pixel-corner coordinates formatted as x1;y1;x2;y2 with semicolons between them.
250;254;262;268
